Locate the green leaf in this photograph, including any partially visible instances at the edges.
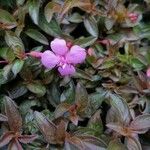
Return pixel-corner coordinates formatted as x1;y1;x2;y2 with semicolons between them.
84;16;98;37
16;0;25;6
69;13;83;23
105;17;115;30
38;14;62;37
5;31;25;55
12;59;24;76
0;47;15;62
108;139;127;150
44;2;60;23
25;29;49;45
28;0;40;25
74;36;97;48
27;81;46;97
88;110;103;136
130;58;145;71
0;9;17;29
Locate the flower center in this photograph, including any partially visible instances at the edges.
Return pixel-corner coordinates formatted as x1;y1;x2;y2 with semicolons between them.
59;56;68;68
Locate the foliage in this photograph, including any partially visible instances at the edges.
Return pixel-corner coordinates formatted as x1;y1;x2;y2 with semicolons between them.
0;0;150;149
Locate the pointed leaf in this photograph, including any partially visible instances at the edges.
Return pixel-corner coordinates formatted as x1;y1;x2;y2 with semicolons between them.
106;122;131;136
34;111;59;144
108;93;131;124
108;139;127;150
75;135;107;149
75;82;88;117
12;59;24;76
28;0;40;25
25;29;49;45
126;137;142;150
0;9;17;29
130;114;150;132
0;114;8;122
8;139;23;150
84;16;98;37
44;2;61;23
18;134;38;144
0;132;14;148
4;96;22;132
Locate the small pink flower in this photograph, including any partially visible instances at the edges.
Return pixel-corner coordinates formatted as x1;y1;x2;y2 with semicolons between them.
128;13;139;23
41;38;86;76
146;67;150;77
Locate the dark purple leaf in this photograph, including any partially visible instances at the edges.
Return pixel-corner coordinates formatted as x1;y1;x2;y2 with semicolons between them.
4;96;22;132
0;132;14;148
34;111;65;145
8;139;23;150
18;134;38;144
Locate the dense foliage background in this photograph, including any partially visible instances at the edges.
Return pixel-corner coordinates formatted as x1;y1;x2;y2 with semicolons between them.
0;0;150;149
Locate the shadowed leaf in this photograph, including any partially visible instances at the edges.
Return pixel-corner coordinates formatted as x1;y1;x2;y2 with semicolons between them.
34;111;65;145
0;132;14;148
8;139;23;150
18;134;38;144
0;9;17;29
4;96;22;132
0;114;8;121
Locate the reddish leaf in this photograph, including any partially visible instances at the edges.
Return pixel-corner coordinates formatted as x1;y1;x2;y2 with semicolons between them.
8;139;23;150
75;82;89;117
18;134;38;144
0;114;8;122
34;111;65;145
4;96;22;132
130;114;150;133
126;137;142;150
108;93;131;124
106;122;132;136
0;132;14;148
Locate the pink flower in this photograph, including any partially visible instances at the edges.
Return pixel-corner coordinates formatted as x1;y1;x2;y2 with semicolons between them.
41;38;86;76
128;13;139;23
146;67;150;77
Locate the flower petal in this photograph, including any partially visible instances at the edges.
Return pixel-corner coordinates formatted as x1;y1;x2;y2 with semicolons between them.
66;45;86;64
41;50;60;69
58;65;75;76
51;38;68;56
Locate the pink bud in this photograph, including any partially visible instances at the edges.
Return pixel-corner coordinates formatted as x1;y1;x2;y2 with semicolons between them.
146;68;150;77
66;41;73;49
128;13;138;23
87;48;94;56
27;51;42;58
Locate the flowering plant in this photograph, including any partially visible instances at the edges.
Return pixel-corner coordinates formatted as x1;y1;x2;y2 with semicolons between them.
0;0;150;150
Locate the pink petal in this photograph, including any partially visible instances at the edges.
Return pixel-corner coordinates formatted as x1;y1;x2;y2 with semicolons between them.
66;45;86;64
146;68;150;77
41;50;60;69
51;38;68;56
58;65;75;76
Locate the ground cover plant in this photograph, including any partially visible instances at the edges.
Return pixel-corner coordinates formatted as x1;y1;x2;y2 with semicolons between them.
0;0;150;149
